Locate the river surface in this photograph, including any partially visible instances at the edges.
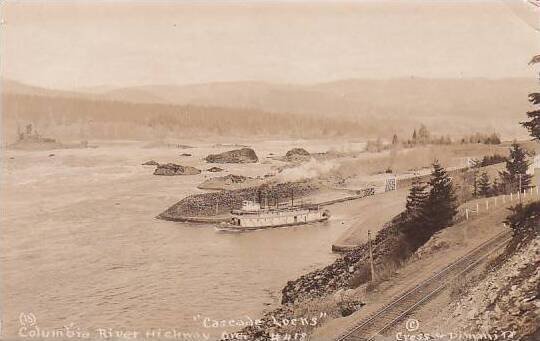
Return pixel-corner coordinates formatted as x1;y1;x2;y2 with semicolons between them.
1;140;365;339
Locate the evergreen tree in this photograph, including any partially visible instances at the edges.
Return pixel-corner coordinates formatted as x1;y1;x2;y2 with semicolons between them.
418;124;430;142
491;178;501;196
499;142;532;192
504;202;540;239
523;91;540;141
412;129;417;142
521;109;540;141
423;161;458;232
405;177;428;220
399;176;429;249
478;172;491;197
392;134;399;145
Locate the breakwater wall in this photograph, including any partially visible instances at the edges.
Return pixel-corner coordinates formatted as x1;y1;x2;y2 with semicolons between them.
158;185;378;224
156;181;318;222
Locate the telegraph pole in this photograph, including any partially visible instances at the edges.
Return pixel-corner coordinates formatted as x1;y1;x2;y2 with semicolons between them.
368;230;376;281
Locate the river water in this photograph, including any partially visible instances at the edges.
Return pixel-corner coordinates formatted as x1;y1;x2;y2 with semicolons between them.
1;140;363;339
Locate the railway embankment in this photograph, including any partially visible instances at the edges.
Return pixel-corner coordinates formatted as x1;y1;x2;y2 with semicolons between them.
309;204;515;341
222;194;527;341
401;201;540;341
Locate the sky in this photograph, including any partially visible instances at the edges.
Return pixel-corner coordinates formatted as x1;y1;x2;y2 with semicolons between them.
0;0;539;89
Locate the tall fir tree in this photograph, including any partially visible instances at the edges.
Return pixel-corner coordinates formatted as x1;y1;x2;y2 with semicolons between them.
423;161;458;232
499;142;532;192
478;172;491;197
392;134;399;145
405;176;428;220
400;176;429;247
521;94;540;139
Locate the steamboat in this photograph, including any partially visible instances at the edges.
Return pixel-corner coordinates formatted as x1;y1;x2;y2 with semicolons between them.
216;200;330;232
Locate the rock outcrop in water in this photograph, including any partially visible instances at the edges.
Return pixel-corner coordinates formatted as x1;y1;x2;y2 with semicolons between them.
284;148;311;162
207;167;224;172
153;163;201;176
9;123;90;150
142;160;160;166
205;148;258;164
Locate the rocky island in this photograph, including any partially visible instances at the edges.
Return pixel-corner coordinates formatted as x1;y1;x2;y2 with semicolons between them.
207;166;224;172
153;163;202;176
284;148;311;162
8;123;89;150
142;160;160;166
205;147;258;164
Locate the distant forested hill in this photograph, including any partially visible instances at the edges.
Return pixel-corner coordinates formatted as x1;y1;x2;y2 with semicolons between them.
98;78;534;138
1;78;533;142
1;93;379;142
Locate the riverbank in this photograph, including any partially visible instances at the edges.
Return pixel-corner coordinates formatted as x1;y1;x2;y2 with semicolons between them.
311;206;513;341
224;195;517;341
222;170;536;340
331;189;408;252
368;202;540;341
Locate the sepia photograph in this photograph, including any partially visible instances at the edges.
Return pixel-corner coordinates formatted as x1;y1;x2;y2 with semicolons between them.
1;1;539;341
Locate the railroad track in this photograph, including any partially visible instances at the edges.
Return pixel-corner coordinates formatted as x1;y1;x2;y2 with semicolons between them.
335;230;512;341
